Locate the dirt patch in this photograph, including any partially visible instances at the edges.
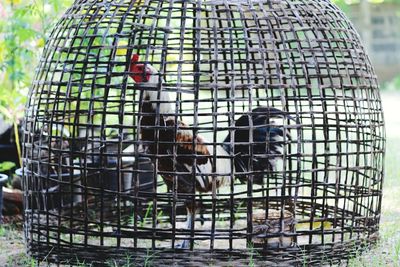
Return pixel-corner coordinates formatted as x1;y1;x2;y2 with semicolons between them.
0;223;26;266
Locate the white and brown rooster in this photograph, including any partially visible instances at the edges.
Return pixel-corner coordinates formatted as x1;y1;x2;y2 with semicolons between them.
129;54;232;249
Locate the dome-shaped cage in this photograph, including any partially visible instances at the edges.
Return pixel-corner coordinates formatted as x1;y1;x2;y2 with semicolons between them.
23;0;385;265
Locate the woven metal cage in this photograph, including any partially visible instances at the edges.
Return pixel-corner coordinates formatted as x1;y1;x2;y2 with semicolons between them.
23;0;385;265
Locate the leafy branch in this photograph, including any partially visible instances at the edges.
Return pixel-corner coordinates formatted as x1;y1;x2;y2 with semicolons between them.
0;0;73;165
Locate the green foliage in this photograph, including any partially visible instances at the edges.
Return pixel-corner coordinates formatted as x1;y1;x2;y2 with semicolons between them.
0;161;16;172
0;0;73;122
333;0;400;12
0;0;73;165
333;0;400;5
144;248;159;267
382;75;400;91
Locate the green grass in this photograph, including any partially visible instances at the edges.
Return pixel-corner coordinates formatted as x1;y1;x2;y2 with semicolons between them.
0;225;28;266
347;136;400;267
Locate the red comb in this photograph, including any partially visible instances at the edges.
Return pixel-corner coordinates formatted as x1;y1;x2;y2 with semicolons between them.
132;54;140;63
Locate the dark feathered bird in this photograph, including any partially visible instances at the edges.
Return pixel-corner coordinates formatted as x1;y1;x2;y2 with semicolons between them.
223;107;293;184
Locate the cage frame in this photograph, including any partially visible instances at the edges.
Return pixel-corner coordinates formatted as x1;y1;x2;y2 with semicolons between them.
22;0;385;265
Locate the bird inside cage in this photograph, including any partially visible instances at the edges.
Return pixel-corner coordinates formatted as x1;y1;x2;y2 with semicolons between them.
222;107;295;185
129;54;295;249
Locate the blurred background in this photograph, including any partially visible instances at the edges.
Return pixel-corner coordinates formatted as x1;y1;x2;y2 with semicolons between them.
0;0;399;265
0;0;397;137
0;0;398;165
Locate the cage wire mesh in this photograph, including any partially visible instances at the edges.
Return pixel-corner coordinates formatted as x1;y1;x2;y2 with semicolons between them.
22;0;385;265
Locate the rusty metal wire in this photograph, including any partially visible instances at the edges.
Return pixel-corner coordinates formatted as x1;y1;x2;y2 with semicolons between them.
22;0;385;265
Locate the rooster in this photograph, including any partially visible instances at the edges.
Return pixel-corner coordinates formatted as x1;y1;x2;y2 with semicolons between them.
129;54;232;249
222;107;294;185
129;54;294;248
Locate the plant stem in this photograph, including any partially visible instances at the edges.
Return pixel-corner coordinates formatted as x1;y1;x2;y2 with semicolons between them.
13;121;22;167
